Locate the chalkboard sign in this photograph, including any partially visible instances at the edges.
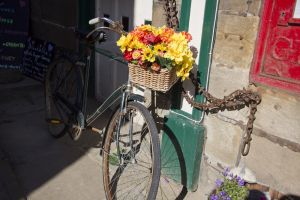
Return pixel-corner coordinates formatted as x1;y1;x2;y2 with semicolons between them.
22;38;55;82
0;0;29;69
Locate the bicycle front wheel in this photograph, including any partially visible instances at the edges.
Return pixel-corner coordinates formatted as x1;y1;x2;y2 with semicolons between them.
102;101;160;200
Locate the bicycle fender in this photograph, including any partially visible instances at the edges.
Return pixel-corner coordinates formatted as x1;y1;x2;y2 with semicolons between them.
128;94;145;103
99;94;145;156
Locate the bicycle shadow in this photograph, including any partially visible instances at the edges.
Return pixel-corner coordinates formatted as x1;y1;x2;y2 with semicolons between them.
0;81;112;199
159;125;188;200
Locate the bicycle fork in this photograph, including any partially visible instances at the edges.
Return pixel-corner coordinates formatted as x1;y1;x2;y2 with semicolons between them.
115;80;135;165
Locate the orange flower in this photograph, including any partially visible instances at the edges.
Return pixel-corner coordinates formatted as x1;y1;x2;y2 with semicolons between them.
151;63;161;72
182;31;192;42
160;28;175;43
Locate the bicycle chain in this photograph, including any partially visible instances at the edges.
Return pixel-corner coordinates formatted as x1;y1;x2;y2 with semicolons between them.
182;73;261;156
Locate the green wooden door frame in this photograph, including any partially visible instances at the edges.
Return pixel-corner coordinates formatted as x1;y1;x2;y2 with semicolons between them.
162;0;220;191
192;0;219;121
174;0;219;121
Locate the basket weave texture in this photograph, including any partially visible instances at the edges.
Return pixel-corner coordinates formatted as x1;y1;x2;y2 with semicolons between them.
128;63;178;92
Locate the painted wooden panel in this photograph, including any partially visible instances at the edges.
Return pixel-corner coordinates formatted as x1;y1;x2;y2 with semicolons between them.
251;0;300;94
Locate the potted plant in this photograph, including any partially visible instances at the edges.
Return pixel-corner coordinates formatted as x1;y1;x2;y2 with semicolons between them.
209;168;249;200
116;24;194;92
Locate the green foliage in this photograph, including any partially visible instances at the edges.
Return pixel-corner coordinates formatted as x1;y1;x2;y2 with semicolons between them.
156;56;172;70
209;168;249;200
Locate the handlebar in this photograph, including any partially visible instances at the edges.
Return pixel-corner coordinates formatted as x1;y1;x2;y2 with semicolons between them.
86;17;127;40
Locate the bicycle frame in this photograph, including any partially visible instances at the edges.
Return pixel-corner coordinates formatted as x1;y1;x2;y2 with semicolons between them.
53;17;146;164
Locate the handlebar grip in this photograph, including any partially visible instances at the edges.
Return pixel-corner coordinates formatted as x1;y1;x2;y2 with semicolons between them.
89;17;100;25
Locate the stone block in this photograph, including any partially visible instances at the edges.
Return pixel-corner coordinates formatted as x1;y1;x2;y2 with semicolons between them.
243;134;300;195
214;14;259;68
217;14;259;42
206;65;253;124
208;64;250;97
254;89;300;144
219;0;261;16
204;115;242;166
152;0;181;27
152;1;167;27
248;0;262;16
219;0;248;13
213;34;255;69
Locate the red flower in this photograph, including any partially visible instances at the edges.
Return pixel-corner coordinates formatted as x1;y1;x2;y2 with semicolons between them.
143;33;161;44
182;31;192;42
124;51;133;62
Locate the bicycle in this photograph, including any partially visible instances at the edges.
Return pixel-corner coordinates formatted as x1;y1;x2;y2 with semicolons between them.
45;17;160;200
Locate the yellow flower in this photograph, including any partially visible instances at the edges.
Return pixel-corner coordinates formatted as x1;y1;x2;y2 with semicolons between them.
153;25;166;36
129;38;146;50
153;44;167;56
142;47;155;63
138;24;155;32
116;35;127;52
116;34;134;52
117;24;195;80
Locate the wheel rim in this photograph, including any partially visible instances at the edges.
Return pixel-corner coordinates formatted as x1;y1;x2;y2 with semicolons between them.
103;107;155;200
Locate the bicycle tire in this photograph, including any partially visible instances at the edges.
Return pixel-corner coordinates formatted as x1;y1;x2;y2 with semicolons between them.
45;57;83;138
102;101;160;200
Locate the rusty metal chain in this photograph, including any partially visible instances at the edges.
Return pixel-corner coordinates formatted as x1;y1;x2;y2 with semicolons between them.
163;1;261;156
182;73;261;156
164;0;179;29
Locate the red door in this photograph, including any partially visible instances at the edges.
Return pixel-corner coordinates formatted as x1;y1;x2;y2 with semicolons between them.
251;0;300;94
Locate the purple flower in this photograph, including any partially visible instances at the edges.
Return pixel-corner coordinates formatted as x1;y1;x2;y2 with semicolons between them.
215;179;223;187
223;167;230;176
210;194;219;200
225;196;231;200
237;177;245;186
235;176;245;186
220;191;226;197
226;173;234;180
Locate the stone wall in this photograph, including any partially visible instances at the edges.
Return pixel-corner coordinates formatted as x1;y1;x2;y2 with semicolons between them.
203;0;300;195
152;0;181;27
30;0;78;49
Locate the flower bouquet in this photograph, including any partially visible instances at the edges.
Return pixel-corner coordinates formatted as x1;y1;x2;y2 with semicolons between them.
209;168;249;200
116;24;194;92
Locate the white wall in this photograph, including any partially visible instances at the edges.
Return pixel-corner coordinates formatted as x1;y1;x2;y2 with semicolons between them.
181;0;206;115
133;0;153;27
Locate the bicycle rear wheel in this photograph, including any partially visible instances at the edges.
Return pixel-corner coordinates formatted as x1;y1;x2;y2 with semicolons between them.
102;101;160;200
45;57;83;138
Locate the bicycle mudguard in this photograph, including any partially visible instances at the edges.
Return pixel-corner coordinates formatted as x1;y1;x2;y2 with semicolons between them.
98;93;145;155
128;94;145;103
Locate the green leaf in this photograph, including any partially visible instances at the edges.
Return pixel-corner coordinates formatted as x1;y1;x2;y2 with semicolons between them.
156;56;172;69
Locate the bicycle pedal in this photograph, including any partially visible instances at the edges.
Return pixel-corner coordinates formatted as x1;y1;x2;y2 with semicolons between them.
87;126;103;134
46;118;63;124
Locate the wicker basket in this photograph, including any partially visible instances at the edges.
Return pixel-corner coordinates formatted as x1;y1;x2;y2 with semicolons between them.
128;63;178;92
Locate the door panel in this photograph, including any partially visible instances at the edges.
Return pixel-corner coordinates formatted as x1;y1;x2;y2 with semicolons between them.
251;0;300;93
95;0;133;102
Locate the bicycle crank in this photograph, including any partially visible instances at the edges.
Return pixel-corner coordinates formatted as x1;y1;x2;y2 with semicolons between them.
68;112;84;141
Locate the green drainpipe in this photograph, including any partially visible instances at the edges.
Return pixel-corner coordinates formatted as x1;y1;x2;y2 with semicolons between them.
161;0;219;191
